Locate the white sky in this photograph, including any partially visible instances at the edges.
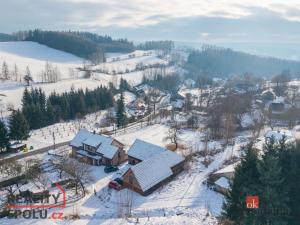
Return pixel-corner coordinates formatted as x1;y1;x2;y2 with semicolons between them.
1;0;300;43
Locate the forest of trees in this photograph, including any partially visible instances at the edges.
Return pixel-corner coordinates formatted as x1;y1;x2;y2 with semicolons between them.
142;72;181;93
13;30;135;59
21;86;114;130
223;139;300;225
0;33;16;42
137;40;174;53
186;45;300;78
0;86;115;150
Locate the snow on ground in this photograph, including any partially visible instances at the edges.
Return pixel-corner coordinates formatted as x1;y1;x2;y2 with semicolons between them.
92;70;145;86
0;41;83;81
114;91;136;105
25;111;108;150
93;53;167;74
114;124;170;149
1;122;247;225
0;78;109;116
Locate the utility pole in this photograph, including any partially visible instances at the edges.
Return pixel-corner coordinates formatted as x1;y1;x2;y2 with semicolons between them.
52;132;56;150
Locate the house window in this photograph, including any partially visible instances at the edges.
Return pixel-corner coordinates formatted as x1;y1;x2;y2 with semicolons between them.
118;152;121;158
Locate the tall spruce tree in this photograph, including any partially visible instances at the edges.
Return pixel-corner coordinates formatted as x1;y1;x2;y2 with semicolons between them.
223;144;260;224
0;120;9;151
9;110;29;141
284;142;300;224
116;92;126;128
257;137;290;225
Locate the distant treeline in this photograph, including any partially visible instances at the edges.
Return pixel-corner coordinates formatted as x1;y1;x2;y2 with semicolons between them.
186;45;300;77
136;41;174;53
5;30;175;60
13;30;135;59
0;33;16;42
22;86;114;130
142;73;180;93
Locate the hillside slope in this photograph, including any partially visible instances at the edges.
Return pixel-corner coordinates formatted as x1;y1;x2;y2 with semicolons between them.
0;41;84;81
186;46;300;77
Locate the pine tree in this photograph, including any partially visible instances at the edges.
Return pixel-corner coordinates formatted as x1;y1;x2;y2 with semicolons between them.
13;64;19;81
46;101;55;125
116;92;126;128
0;120;9;151
223;144;261;224
284;142;300;224
24;66;33;86
257;137;290;225
21;87;31;108
9;110;29;141
2;61;9;80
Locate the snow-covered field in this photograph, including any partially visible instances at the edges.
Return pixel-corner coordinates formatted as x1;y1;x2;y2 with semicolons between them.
0;79;109;116
0;45;172;117
0;41;83;81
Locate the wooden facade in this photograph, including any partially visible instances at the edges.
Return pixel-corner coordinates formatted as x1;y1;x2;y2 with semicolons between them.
122;159;185;196
71;138;126;166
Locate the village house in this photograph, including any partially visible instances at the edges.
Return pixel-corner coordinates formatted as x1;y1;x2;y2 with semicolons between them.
264;130;296;144
170;93;185;111
214;176;230;195
70;129;126;166
122;139;185;196
210;162;239;195
268;96;287;114
127;139;167;165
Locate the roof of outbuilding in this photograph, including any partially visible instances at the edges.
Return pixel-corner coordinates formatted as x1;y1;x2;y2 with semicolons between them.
215;177;230;189
127;139;167;161
129;148;185;192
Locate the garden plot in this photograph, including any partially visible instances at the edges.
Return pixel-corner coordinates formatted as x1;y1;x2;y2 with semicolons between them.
24;111;109;150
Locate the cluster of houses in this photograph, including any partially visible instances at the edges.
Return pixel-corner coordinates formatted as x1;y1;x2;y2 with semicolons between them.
70;129;185;196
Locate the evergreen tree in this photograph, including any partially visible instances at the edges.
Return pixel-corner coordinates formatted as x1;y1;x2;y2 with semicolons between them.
24;66;33;86
119;78;131;91
9;110;29;141
1;61;9;80
46;101;55;125
116;92;126;128
0;120;9;151
223;144;261;224
283;142;300;224
257;137;290;225
21;87;31;107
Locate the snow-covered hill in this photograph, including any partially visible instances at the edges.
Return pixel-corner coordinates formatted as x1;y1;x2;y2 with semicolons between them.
92;50;168;74
0;41;84;81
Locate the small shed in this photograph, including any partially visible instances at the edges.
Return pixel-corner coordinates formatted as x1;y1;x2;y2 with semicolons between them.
214;176;230;195
8;143;27;152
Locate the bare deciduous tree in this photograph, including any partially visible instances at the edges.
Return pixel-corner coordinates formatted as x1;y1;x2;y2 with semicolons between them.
63;159;94;195
165;122;181;149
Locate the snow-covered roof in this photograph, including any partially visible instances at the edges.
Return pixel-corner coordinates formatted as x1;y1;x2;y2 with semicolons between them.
215;177;230;189
171;99;184;109
214;162;239;175
70;129;93;147
128;139;167;161
130;150;185;192
82;136;103;147
265;130;294;141
70;129;118;159
97;144;118;159
272;96;285;104
184;79;195;87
